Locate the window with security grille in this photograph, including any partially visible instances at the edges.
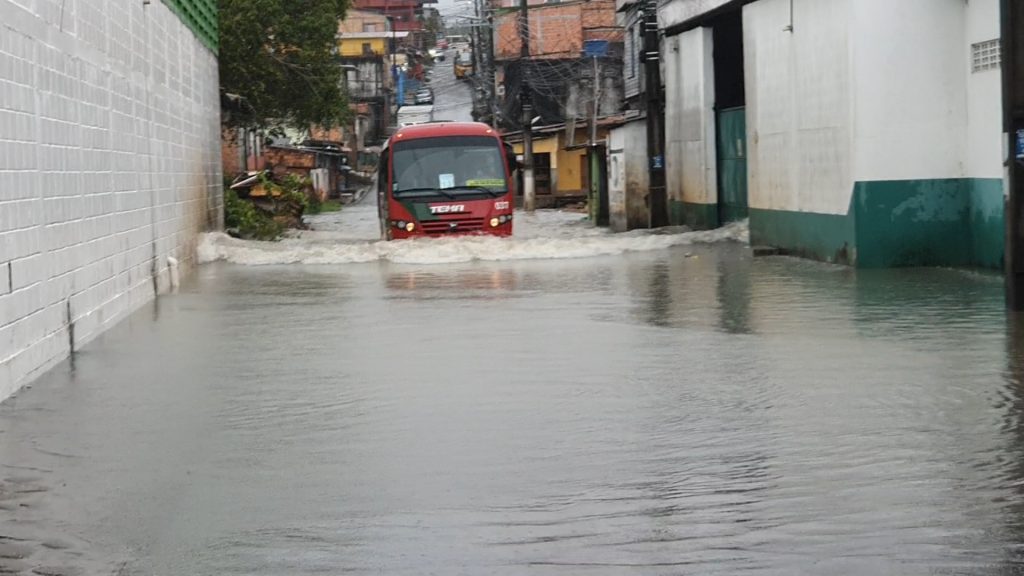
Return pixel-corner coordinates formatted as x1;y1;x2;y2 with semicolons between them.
972;39;1000;73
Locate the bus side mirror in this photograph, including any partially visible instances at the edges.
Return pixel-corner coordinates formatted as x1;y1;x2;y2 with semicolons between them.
505;145;520;170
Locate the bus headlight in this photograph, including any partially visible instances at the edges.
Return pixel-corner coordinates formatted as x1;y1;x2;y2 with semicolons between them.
489;217;500;228
498;214;511;224
405;222;416;232
395;220;406;230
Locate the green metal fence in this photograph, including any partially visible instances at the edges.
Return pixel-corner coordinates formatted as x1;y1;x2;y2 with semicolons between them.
162;0;218;53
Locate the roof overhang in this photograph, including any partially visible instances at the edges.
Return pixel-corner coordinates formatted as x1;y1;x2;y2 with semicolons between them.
661;0;752;36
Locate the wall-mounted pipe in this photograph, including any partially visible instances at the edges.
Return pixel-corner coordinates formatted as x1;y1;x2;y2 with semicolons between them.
168;257;180;290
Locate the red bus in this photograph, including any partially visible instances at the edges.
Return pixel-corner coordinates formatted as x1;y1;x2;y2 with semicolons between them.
377;122;517;240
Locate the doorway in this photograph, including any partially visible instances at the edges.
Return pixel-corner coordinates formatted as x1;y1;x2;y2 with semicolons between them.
712;11;748;223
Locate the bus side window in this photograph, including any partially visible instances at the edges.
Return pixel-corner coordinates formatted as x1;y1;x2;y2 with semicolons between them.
377;149;389;220
504;142;518;172
377;150;389;194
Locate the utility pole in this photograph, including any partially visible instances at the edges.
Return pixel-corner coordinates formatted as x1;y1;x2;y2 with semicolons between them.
590;55;600;146
520;0;536;211
1005;0;1024;309
486;9;497;127
642;0;666;227
471;0;482;78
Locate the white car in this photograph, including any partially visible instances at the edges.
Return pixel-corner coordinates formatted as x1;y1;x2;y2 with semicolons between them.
414;89;433;104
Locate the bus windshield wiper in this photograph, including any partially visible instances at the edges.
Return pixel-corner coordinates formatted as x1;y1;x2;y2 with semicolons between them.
393;187;457;199
452;186;504;197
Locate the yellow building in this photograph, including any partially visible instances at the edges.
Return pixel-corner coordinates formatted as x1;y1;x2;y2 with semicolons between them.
337;10;392;56
509;122;612;207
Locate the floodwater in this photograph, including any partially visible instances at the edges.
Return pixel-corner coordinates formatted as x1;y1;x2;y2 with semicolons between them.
1;189;1023;575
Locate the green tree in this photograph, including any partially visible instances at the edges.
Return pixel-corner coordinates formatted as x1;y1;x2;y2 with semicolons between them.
422;9;442;43
219;0;351;131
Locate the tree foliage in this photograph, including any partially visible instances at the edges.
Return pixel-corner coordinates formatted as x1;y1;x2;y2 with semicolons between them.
422;9;443;42
219;0;351;131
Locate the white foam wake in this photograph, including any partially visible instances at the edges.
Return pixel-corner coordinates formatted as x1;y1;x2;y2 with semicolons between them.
198;214;749;266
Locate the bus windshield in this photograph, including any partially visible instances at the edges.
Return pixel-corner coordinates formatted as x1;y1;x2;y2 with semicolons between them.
392;136;508;196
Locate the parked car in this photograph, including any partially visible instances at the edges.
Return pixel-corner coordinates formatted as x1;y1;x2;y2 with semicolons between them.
414;88;433;105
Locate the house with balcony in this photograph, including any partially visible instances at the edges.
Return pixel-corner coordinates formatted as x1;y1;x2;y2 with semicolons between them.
338;10;407;152
351;0;437;49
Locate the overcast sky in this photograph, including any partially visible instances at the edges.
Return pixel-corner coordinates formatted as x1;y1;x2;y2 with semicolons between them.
436;0;479;21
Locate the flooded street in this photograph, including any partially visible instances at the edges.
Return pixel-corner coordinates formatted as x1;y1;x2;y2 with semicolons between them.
2;0;1017;574
428;49;475;123
1;195;1023;575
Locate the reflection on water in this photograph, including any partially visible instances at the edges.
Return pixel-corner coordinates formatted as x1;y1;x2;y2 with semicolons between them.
0;244;1023;575
385;268;520;294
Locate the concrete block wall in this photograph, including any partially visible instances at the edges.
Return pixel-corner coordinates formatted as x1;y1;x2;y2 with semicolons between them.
0;0;223;402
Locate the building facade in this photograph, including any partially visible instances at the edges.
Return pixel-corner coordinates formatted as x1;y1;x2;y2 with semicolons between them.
351;0;437;48
339;9;393;56
493;0;624;138
660;0;1004;268
339;10;395;148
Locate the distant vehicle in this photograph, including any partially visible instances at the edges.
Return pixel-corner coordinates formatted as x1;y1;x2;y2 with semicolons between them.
446;35;469;49
454;51;473;79
414;88;433;105
396;104;434;127
377;122;517;240
437;39;449;49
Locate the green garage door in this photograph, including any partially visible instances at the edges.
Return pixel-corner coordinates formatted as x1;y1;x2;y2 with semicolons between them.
717;106;748;223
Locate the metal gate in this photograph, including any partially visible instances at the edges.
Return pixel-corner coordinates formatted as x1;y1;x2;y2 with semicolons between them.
716;106;748;223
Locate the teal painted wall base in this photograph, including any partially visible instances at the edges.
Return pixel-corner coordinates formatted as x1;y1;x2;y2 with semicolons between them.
750;178;1004;269
749;208;856;265
853;179;972;268
968;179;1005;270
672;200;719;230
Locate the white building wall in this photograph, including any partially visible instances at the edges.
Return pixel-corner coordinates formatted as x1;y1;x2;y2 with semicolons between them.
661;0;1001;214
965;0;1003;180
608;138;627;231
743;0;853;214
607;120;649;231
850;0;966;182
0;0;222;402
664;26;716;207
